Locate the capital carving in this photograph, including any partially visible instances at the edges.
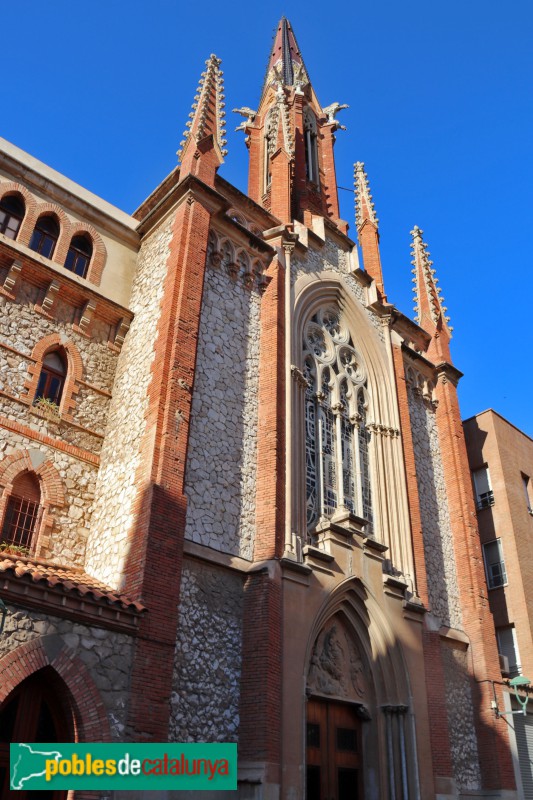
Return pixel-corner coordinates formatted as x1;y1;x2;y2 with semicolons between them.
291;365;308;389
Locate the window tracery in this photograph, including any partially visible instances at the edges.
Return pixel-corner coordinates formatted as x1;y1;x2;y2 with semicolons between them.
303;306;372;531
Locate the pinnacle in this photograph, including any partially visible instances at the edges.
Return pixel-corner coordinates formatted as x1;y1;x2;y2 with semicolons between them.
410;226;453;334
353;162;378;230
177;54;228;164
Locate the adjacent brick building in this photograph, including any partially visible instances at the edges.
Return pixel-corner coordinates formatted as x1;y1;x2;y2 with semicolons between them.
464;410;533;799
0;17;521;799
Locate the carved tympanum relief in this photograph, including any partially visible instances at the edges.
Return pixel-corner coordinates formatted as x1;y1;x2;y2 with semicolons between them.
307;619;366;700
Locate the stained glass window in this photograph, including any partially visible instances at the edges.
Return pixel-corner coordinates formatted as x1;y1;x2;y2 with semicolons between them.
303;307;373;531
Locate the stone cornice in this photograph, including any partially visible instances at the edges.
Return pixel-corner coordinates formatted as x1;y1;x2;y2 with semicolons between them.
0;138;138;241
435;360;463;387
135;173;231;236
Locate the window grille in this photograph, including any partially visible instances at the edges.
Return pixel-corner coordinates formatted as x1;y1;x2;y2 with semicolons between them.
1;495;40;549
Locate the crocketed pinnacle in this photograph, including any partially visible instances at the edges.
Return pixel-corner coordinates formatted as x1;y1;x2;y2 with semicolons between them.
410;226;453;335
353;162;378;230
261;17;310;99
177;54;227;163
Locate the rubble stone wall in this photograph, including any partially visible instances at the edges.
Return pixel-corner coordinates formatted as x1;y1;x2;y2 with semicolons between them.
408;388;462;628
441;643;481;790
183;262;260;559
85;216;173;587
169;561;243;743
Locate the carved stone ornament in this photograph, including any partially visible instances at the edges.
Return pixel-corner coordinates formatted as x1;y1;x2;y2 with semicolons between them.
307;620;366;700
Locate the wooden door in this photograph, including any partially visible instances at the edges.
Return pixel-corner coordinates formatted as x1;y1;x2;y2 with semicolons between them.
0;669;70;799
306;698;362;800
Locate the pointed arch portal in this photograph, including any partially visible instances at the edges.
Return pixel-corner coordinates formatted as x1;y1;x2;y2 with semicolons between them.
0;667;70;799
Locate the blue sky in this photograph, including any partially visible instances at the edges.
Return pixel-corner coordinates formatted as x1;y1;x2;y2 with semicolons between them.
3;1;533;436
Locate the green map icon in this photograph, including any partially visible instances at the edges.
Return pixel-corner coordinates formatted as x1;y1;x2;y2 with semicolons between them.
11;743;63;790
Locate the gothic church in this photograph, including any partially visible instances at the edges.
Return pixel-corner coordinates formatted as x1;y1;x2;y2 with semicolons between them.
0;17;518;800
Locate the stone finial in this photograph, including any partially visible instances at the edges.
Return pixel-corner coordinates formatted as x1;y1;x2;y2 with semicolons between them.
410;226;453;334
177;54;227;163
353;162;378;230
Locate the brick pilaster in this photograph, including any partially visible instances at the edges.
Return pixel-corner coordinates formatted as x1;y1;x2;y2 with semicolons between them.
254;251;286;562
320;123;341;222
124;191;213;740
239;568;282;773
434;368;515;790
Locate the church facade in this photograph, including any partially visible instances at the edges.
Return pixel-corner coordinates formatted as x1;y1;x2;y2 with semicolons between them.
0;18;520;800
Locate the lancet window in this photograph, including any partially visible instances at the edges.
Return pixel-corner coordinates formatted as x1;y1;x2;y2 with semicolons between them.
303;306;373;531
304;107;319;184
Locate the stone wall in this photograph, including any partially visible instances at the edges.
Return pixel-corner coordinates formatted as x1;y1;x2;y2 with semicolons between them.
85;216;173;587
441;643;482;790
169;561;243;743
408;388;461;628
183;262;260;559
1;605;134;740
0;431;97;565
0;284;118;442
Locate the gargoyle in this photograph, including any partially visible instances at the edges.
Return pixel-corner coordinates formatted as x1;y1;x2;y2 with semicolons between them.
232;107;257;131
322;102;349;130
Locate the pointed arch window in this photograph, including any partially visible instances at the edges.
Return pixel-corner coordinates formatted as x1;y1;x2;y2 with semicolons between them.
35;350;67;406
304;108;319;185
65;234;92;278
1;471;41;550
0;194;25;240
30;215;60;259
303;306;373;531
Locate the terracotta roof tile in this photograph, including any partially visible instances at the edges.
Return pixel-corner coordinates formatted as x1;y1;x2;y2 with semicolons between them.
0;554;145;613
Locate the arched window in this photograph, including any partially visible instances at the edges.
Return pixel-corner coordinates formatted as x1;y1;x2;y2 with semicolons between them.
1;471;41;549
0;194;25;240
303;306;373;531
304;108;319;184
35;350;67;406
65;234;93;278
29;215;60;259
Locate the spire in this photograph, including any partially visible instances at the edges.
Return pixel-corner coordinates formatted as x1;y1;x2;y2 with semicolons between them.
177;54;227;180
411;226;453;359
353;162;385;300
261;18;310;98
354;162;378;230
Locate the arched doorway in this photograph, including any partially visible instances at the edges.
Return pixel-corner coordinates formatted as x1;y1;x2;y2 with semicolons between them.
305;619;369;800
0;667;72;799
